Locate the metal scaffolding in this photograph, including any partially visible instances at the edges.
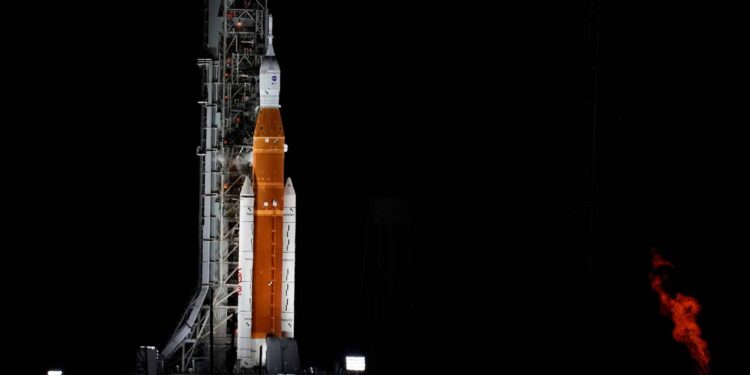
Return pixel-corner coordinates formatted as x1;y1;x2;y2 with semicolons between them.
163;1;268;373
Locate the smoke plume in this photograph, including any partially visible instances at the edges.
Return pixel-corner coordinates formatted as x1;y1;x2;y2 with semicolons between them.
649;248;710;375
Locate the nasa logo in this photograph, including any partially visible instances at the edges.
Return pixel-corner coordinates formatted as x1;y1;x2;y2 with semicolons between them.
272;75;277;82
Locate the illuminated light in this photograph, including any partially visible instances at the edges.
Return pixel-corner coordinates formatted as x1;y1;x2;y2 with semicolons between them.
345;356;365;372
236;21;243;27
48;371;63;375
224;183;230;190
650;249;710;375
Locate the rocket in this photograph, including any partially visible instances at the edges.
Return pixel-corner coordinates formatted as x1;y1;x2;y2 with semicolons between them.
237;14;297;369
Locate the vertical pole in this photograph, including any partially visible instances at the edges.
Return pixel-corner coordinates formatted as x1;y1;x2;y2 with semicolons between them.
210;287;215;375
587;0;601;272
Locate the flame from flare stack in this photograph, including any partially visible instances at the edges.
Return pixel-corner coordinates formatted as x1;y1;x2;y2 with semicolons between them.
650;248;710;375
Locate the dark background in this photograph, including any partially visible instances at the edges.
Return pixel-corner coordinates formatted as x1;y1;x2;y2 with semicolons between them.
7;1;748;374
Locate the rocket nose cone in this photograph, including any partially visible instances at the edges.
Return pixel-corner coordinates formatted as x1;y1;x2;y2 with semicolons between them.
284;178;295;195
265;13;276;57
241;176;254;196
259;13;280;107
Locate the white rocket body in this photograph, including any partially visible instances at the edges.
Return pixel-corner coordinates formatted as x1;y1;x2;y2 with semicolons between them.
282;178;296;337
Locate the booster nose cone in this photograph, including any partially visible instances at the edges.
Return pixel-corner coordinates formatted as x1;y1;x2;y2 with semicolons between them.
260;14;280;107
284;178;295;196
241;176;254;196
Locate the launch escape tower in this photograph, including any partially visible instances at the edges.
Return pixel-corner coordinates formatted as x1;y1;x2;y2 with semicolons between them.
163;1;269;373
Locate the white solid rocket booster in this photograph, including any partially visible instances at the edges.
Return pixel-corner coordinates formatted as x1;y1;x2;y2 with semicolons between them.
237;177;255;367
282;177;296;337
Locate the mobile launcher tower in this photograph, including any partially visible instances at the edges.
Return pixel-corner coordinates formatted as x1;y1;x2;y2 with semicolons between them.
162;1;299;373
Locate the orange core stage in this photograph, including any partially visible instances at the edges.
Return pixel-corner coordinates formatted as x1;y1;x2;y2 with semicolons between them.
251;107;285;338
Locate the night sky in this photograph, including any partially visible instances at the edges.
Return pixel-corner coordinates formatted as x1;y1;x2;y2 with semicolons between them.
10;1;749;374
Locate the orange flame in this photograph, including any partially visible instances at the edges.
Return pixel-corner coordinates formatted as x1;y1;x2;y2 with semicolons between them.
650;248;710;375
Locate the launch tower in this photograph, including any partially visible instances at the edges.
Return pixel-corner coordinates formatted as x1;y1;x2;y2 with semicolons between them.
162;1;276;373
